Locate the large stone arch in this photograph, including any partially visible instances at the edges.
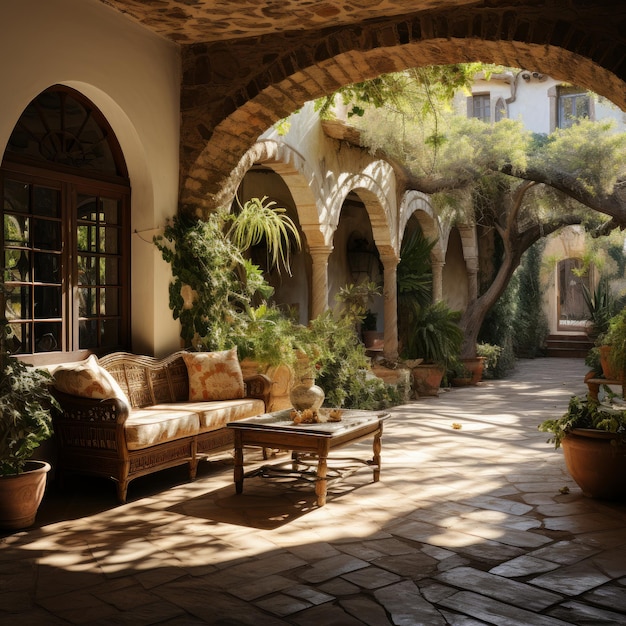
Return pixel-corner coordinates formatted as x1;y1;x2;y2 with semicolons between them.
181;5;626;211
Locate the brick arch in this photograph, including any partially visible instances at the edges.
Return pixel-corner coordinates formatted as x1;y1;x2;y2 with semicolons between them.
181;7;625;212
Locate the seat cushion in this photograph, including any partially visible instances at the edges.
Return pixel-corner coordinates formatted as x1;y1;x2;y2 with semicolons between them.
124;408;200;451
182;348;244;401
152;398;265;433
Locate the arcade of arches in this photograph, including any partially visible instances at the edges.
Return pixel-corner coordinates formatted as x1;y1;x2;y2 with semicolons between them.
0;0;624;359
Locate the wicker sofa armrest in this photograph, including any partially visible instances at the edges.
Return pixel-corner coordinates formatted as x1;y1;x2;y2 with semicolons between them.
244;373;272;410
51;388;130;425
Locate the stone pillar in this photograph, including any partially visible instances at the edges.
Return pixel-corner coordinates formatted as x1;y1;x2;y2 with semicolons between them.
309;246;332;319
381;254;399;360
432;261;444;303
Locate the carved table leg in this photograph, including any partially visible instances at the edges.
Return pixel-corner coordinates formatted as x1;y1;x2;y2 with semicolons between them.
372;425;383;482
315;441;330;506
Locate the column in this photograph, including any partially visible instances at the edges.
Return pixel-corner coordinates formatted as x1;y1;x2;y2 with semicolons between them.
381;254;399;360
432;261;444;303
309;246;332;319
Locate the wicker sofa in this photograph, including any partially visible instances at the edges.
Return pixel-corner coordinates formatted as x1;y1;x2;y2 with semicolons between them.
51;350;271;503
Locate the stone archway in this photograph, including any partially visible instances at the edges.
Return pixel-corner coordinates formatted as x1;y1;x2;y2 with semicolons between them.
179;4;626;211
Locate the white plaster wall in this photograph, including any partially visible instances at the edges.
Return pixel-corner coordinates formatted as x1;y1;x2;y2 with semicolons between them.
0;0;182;357
443;228;469;311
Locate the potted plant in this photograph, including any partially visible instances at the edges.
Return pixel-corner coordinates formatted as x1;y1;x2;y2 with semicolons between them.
598;307;626;381
582;277;617;342
362;309;383;349
538;394;626;500
405;301;463;397
0;315;59;529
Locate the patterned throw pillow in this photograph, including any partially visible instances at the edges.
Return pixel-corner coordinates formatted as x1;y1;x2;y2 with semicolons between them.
182;348;245;401
53;354;130;408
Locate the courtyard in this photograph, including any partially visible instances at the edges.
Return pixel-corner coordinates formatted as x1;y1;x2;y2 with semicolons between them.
2;357;625;625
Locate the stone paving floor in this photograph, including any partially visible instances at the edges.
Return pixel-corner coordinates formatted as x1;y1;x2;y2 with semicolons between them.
2;357;626;625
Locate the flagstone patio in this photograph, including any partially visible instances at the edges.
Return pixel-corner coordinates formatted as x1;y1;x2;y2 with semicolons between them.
1;357;625;625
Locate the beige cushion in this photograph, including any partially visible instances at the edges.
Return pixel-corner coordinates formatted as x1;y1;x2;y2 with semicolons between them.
182;349;244;401
53;355;130;409
152;398;266;432
124;408;200;450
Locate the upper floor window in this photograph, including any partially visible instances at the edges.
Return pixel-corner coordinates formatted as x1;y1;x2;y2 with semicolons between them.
2;86;130;358
558;87;591;128
494;97;507;122
470;94;491;122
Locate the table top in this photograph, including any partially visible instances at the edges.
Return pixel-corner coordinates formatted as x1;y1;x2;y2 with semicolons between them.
227;408;390;437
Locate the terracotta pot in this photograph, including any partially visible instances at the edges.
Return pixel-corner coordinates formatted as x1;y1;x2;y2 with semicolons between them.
412;364;445;397
452;357;486;386
0;460;51;530
363;331;384;350
561;429;626;500
289;377;325;411
599;345;624;381
463;357;485;385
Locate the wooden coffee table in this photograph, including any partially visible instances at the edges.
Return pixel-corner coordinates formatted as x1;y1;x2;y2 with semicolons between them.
227;409;390;506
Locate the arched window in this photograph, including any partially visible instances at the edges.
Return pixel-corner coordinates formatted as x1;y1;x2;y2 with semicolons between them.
1;86;130;358
495;97;507;122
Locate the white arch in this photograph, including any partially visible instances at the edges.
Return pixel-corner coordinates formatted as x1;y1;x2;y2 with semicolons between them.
399;190;445;263
327;162;398;257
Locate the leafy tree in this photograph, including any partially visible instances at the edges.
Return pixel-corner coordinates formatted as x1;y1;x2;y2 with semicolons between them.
324;68;626;357
511;241;549;357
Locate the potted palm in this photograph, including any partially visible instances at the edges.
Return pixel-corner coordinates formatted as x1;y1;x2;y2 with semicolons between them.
538;395;626;500
405;301;464;397
0;314;59;529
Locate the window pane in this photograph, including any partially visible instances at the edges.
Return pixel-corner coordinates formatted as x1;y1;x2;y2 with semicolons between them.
472;95;490;122
78;254;97;285
100;257;119;285
101;197;120;225
5;249;30;281
102;287;120;315
34;323;61;352
34;285;61;318
33;186;60;218
4;214;29;244
558;91;590;129
4;179;29;213
79;319;98;349
99;226;120;254
101;319;120;347
77;194;98;221
5;286;30;319
77;224;97;252
33;252;60;283
33;219;61;250
79;287;97;317
7;323;30;354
